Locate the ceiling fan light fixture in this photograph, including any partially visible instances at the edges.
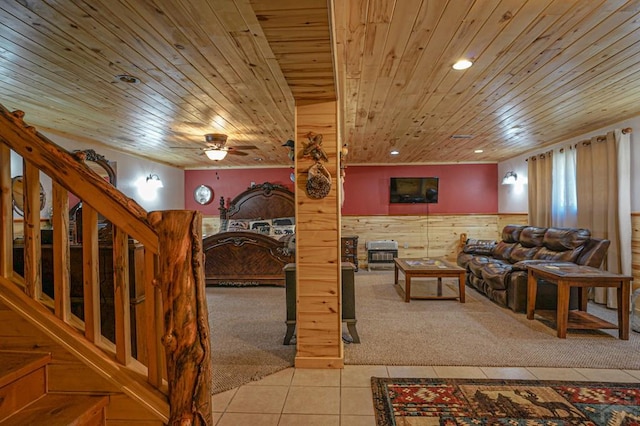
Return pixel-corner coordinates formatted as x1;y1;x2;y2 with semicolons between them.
204;148;228;161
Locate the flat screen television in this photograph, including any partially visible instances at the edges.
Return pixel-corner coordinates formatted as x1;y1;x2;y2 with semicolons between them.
390;177;439;204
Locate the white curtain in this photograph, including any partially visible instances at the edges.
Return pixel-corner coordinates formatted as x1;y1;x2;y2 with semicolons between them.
551;146;577;228
576;130;631;308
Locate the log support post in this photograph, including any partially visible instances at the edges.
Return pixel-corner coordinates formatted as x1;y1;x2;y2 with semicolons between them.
148;210;212;425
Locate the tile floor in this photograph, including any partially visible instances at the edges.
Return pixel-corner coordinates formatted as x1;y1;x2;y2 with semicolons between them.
211;364;640;425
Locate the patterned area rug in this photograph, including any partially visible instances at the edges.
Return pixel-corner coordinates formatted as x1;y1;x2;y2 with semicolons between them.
371;377;640;425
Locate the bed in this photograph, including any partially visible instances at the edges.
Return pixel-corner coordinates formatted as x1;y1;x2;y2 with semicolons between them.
202;182;295;286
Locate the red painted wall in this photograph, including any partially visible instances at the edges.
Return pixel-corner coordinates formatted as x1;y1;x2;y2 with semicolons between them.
341;164;498;215
184;164;497;215
184;168;293;215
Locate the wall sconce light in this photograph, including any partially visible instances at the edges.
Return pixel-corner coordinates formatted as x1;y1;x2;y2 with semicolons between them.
137;174;163;201
501;171;518;185
204;149;228;161
146;174;164;188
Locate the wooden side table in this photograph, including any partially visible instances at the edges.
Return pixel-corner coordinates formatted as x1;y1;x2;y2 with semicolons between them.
283;262;359;344
526;263;632;339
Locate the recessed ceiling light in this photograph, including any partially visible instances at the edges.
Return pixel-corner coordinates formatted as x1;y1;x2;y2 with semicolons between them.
474;149;483;153
115;74;140;84
452;59;473;70
390;150;399;155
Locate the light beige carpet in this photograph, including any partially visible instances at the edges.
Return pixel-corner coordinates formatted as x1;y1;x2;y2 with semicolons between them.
207;285;294;394
345;270;640;369
207;270;640;393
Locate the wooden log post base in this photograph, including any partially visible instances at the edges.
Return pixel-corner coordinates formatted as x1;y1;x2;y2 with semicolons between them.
148;210;213;425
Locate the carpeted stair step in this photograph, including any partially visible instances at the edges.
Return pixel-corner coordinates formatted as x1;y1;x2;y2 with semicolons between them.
0;351;51;421
0;392;109;425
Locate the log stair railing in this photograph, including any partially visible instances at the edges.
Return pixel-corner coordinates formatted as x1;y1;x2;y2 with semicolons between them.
0;105;212;425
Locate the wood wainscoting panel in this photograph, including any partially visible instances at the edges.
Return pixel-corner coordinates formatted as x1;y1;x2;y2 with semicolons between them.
201;216;221;238
497;214;529;234
294;101;343;368
341;214;503;265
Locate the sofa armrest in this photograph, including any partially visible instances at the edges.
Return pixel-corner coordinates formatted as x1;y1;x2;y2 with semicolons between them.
577;238;610;268
461;238;497;255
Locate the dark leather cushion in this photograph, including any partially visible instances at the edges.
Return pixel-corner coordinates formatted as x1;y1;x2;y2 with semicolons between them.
462;238;497;255
509;244;542;262
493;241;516;261
481;263;513;290
519;226;547;247
468;256;494;276
511;259;568;270
501;225;526;243
456;252;475;269
534;246;582;262
543;227;590;251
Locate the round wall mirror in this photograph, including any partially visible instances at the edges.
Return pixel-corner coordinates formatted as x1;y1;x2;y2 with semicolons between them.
194;184;214;205
11;176;46;217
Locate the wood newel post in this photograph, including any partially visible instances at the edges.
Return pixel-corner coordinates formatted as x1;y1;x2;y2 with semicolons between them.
148;210;212;426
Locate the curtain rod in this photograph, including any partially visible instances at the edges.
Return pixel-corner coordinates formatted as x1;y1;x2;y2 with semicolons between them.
578;128;633;146
527;128;632;160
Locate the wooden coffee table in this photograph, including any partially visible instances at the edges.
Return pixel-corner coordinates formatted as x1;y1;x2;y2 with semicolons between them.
526;263;632;339
394;258;466;303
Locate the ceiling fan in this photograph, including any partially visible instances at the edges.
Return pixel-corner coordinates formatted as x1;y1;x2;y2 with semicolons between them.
202;133;250;161
172;133;257;161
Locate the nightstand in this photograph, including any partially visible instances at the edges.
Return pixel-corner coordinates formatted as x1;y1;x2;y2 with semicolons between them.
341;235;359;272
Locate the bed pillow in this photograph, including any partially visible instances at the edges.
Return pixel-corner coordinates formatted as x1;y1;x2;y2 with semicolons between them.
272;224;295;236
249;219;272;235
272;217;295;226
226;219;251;231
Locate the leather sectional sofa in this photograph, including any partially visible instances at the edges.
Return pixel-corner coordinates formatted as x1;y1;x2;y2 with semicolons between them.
457;225;610;312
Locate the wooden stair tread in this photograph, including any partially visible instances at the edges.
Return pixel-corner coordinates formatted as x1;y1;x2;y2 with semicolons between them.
0;351;51;388
1;393;109;426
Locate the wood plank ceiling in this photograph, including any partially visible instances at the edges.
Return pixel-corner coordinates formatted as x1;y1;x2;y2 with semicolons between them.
1;1;639;169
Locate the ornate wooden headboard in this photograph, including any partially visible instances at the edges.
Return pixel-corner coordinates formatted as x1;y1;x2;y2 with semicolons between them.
219;182;295;221
205;182;295;286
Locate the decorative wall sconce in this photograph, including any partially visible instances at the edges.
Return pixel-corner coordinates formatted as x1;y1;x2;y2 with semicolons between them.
146;174;164;189
137;173;163;201
501;171;518;185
